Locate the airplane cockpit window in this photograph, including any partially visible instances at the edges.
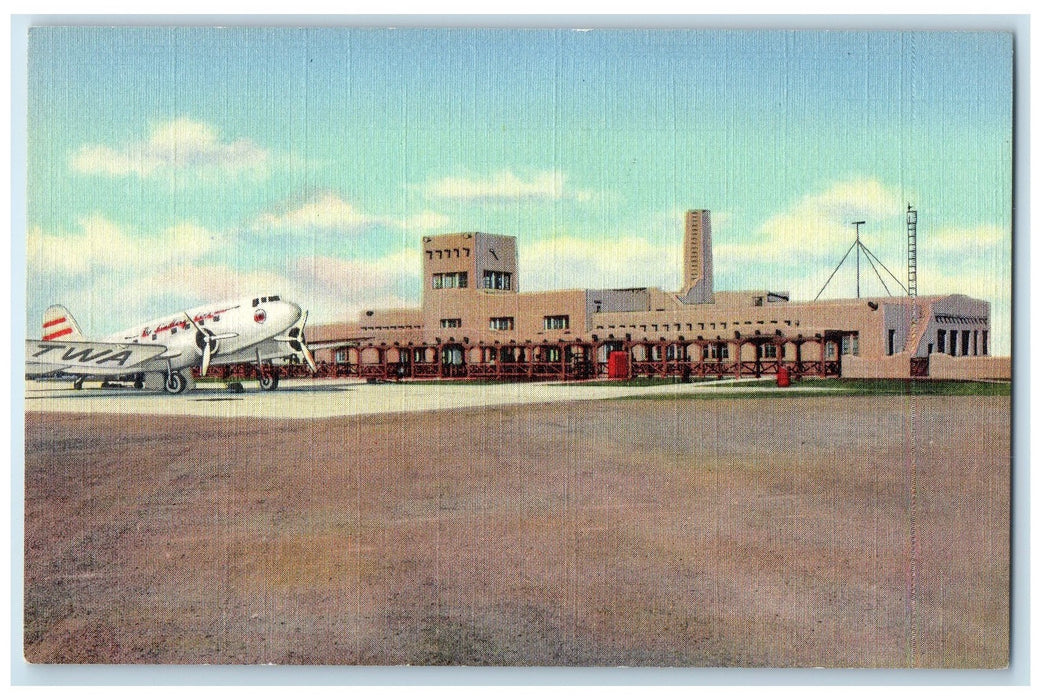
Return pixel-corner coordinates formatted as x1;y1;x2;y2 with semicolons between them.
270;295;280;301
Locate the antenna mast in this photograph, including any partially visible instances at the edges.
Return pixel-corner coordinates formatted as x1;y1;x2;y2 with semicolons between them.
814;218;909;301
853;220;866;298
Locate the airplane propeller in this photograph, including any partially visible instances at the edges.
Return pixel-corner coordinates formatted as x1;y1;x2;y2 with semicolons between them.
274;310;318;373
183;313;236;377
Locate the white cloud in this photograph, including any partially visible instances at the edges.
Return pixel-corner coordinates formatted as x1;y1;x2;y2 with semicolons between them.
712;179;917;298
255;195;452;234
521;234;682;292
28;215;217;276
128;264;296;305
725;178;907;267
69;118;269;179
421;170;596;202
919;223;1008;257
255;194;378;232
294;250;422;323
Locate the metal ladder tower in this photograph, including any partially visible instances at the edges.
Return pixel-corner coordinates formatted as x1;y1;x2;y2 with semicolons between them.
907;205;918;298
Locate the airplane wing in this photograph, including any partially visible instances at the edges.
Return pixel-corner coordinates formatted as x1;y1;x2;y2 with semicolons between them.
26;339;169;377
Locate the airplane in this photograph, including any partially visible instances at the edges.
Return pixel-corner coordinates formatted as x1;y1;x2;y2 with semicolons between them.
25;294;324;394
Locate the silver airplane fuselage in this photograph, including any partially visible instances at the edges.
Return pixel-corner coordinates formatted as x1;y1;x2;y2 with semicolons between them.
103;295;303;373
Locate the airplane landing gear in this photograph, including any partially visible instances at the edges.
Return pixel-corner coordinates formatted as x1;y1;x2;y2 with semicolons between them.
259;368;280;391
72;377;84;390
164;371;187;394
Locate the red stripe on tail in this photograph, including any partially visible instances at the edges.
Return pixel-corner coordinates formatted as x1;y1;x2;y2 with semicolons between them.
42;328;73;341
42;316;67;329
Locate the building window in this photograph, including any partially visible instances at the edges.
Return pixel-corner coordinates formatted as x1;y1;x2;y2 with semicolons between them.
826;342;837;360
982;330;988;355
335;349;348;363
758;344;778;359
937;329;946;354
482;270;512;290
544;315;570;330
489;316;515;331
433;272;468;289
841;335;859;356
705;344;729;360
888;329;896;356
440;318;462;329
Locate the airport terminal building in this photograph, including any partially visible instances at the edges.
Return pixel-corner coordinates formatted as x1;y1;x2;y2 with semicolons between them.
308;210;1003;381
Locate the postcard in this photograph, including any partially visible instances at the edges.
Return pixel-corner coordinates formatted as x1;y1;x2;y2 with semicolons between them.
23;26;1011;668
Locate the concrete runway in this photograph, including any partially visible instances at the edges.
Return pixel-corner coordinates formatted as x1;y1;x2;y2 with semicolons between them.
22;377;830;419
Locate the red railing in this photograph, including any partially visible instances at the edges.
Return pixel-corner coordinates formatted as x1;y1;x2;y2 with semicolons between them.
210;341;844;382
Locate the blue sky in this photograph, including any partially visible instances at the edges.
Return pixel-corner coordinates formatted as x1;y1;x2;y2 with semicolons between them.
26;28;1012;351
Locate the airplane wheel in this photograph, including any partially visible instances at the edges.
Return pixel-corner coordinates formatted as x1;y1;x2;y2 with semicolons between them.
259;370;280;391
134;376;144;390
164;371;187;394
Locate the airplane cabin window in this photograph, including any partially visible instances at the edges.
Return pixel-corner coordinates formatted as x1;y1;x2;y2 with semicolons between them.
253;298;259;307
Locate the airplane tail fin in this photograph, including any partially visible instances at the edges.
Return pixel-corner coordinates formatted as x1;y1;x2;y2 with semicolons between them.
41;305;84;341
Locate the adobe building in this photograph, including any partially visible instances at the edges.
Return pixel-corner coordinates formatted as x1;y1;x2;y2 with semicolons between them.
308;209;1005;381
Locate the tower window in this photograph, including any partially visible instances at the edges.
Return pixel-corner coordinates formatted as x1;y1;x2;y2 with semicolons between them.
482;270;512;290
432;272;468;289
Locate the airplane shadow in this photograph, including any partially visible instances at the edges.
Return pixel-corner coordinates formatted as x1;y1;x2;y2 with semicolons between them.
25;382;358;399
211;383;356;395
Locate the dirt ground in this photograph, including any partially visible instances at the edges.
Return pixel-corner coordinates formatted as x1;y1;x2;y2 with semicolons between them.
23;395;1010;667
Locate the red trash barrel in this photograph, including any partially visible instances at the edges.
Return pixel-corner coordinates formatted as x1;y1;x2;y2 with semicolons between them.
608;351;630;379
776;366;791;387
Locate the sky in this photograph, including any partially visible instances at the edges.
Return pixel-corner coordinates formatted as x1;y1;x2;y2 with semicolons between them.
25;27;1013;352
